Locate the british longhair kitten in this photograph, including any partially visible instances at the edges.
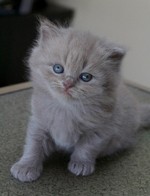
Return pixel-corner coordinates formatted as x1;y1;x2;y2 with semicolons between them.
11;18;150;182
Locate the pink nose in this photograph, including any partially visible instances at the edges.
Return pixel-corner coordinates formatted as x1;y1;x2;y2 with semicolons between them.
63;77;74;90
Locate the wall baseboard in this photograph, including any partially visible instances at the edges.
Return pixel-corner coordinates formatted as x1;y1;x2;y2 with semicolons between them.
125;79;150;93
0;80;150;95
0;82;32;95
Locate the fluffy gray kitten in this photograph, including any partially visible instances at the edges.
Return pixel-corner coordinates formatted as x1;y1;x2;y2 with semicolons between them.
11;19;150;182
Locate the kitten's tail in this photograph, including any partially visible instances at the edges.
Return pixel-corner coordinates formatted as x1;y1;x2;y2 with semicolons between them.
139;104;150;128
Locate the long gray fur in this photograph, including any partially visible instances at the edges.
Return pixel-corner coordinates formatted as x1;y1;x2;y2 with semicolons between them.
11;18;150;182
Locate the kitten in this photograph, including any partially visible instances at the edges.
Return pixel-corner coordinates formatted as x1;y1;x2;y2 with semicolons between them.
11;18;150;182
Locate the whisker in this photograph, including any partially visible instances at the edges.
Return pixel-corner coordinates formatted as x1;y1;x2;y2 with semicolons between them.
78;96;86;114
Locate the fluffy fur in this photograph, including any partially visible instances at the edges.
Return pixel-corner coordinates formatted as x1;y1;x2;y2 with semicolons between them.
11;19;150;182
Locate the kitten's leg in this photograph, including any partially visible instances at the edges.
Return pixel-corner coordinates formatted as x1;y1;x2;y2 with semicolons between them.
11;117;54;182
68;133;104;176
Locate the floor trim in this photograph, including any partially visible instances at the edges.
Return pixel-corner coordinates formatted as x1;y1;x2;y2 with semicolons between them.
0;82;32;95
125;80;150;93
0;80;150;95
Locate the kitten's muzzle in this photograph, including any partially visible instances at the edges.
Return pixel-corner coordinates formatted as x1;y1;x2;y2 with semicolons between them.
63;76;75;90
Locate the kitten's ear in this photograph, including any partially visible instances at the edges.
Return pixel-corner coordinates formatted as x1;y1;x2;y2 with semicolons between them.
38;17;60;42
108;47;126;62
105;45;126;71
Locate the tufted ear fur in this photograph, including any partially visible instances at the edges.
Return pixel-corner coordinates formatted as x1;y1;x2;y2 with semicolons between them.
108;47;126;62
38;17;60;43
104;44;126;71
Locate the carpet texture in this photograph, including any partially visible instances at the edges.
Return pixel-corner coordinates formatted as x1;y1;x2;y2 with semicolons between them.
0;86;150;196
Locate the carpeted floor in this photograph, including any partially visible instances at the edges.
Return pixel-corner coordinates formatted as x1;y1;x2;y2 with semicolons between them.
0;86;150;196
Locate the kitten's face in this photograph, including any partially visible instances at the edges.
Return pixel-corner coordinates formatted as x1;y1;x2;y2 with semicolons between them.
29;19;125;102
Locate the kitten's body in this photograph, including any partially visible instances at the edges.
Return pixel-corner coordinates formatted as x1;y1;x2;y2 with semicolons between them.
11;19;150;182
32;82;138;154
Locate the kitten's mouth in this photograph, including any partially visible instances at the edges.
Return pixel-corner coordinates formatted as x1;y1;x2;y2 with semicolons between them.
57;87;75;99
64;89;72;96
62;87;76;99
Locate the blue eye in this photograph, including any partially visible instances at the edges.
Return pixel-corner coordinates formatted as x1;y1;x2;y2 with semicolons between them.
80;73;93;82
53;64;64;74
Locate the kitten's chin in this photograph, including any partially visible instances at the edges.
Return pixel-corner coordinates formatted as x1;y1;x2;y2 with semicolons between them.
62;90;75;100
50;87;75;103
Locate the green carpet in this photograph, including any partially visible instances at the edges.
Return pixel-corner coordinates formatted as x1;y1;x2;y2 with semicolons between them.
0;86;150;196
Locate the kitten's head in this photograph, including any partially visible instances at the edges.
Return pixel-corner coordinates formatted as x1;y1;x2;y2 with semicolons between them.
29;18;126;103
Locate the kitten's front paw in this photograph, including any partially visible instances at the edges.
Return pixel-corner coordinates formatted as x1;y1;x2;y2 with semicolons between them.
68;160;95;176
10;161;43;182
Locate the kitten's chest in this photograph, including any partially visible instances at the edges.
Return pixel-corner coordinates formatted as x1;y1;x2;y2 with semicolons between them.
49;108;80;149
